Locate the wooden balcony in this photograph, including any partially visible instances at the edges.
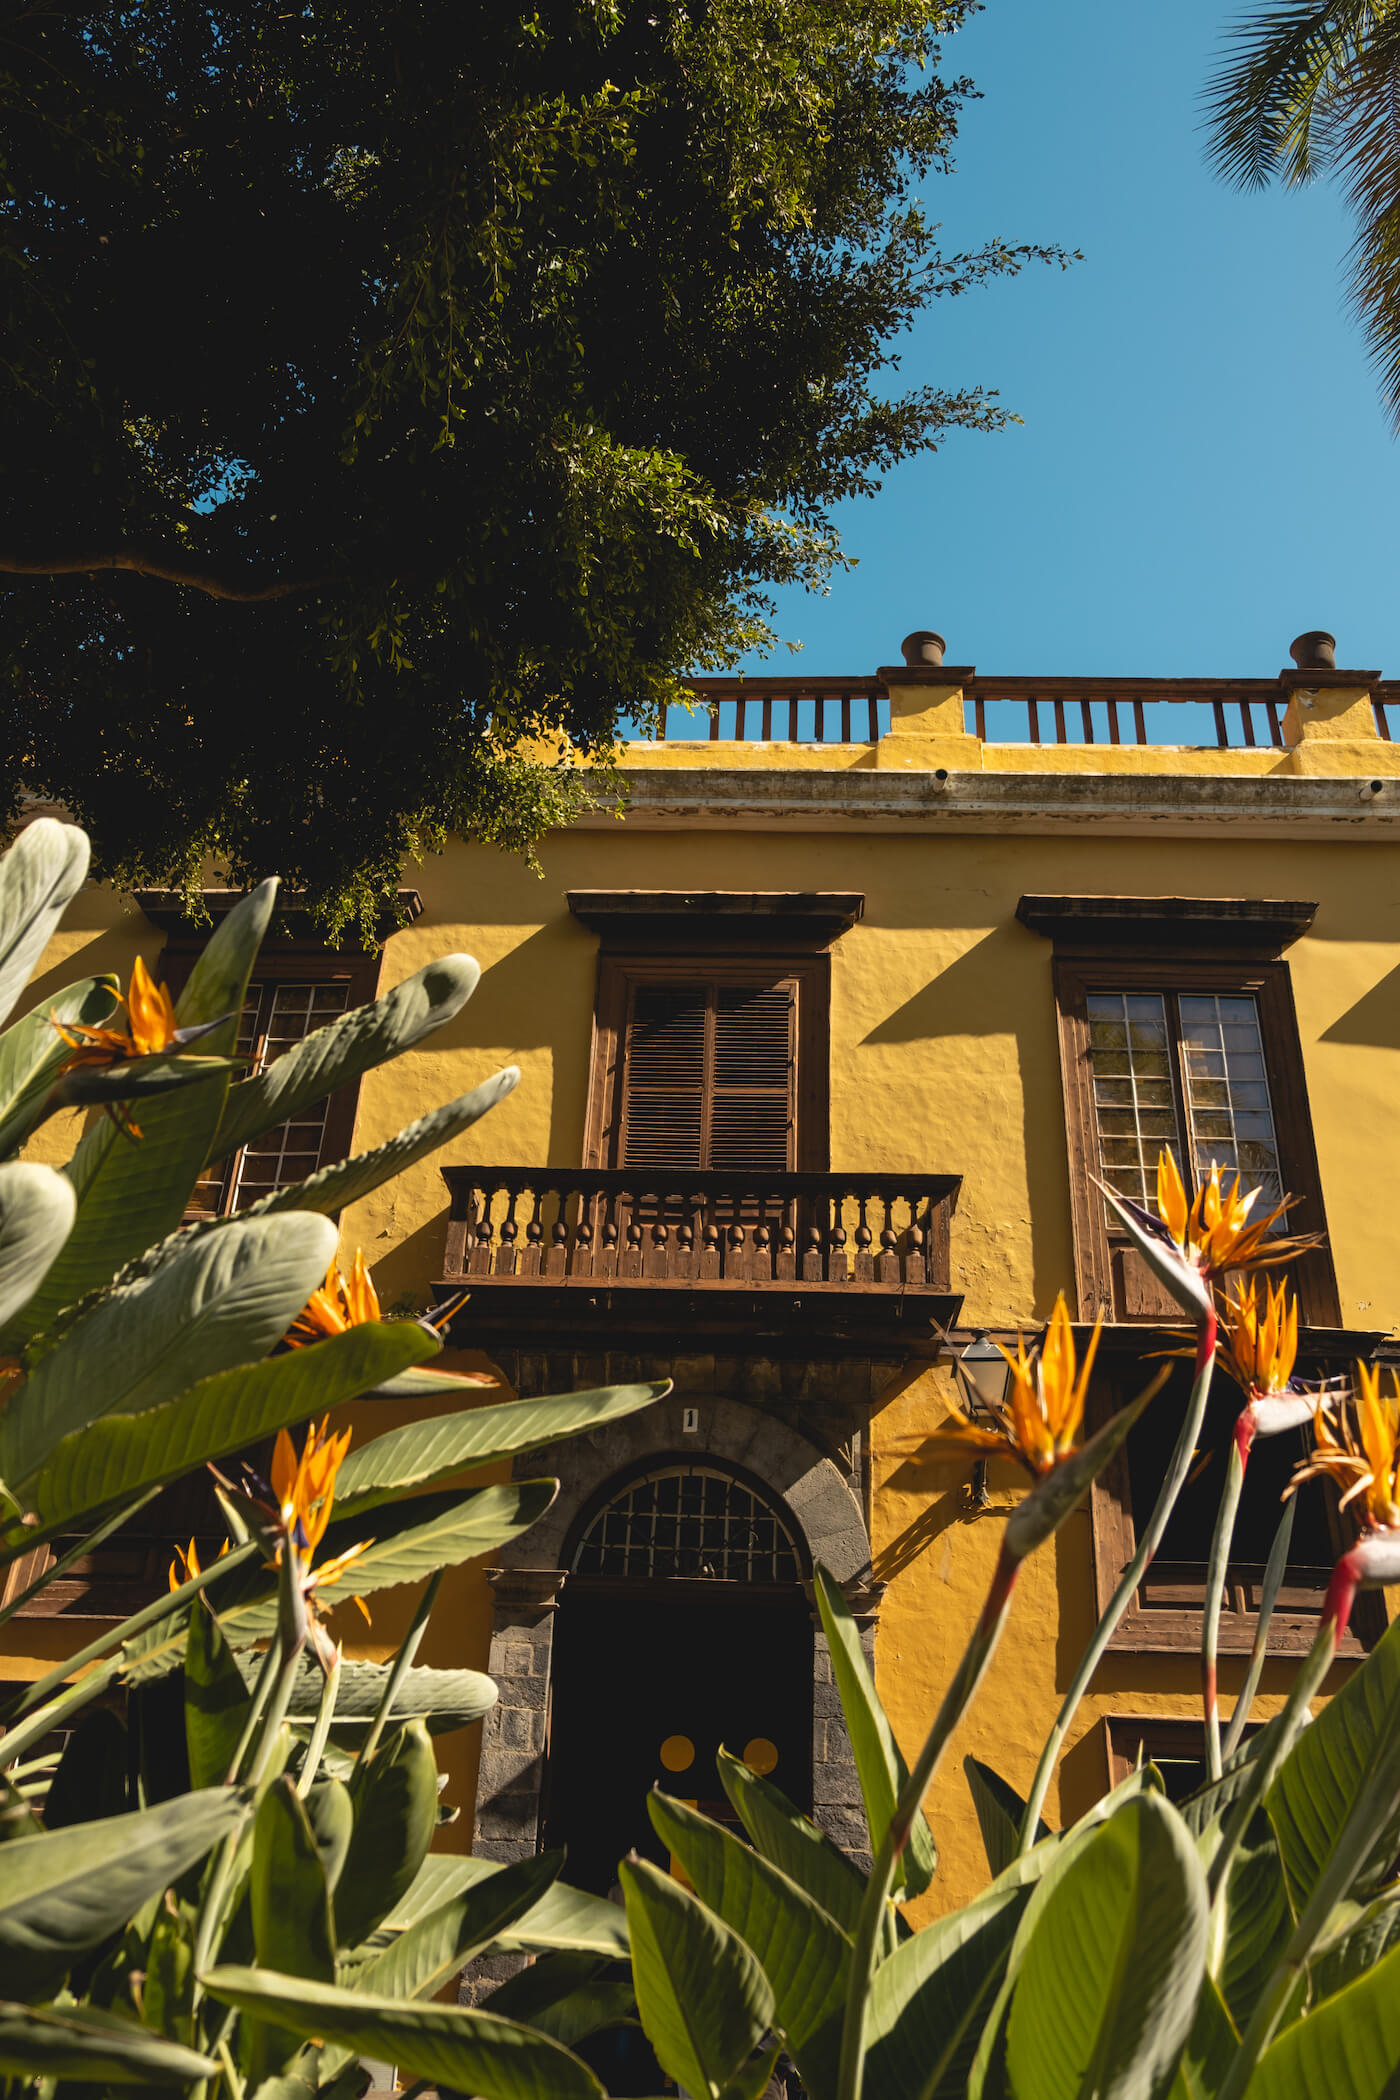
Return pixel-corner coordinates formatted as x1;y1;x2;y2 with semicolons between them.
437;1168;962;1358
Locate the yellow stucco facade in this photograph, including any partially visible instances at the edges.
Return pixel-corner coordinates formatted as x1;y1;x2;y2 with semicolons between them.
7;651;1400;1918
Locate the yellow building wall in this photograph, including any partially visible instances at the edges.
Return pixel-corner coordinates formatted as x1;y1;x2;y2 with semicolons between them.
7;735;1400;1911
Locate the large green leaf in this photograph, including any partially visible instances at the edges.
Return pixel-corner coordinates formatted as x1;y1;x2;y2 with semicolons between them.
1309;1887;1400;2005
253;1778;338;1980
0;975;118;1158
1;1209;337;1484
1248;1933;1400;2100
124;1479;557;1683
19;1318;434;1530
621;1854;775;2100
1004;1793;1208;2100
718;1745;867;1935
0;1785;247;1996
376;1853;630;1959
1267;1613;1400;1914
813;1564;937;1898
0;2001;216;2084
0;1161;76;1342
351;1852;563;2000
965;1756;1053;1877
649;1789;849;2100
0;818;91;1027
202;1967;608;2100
2;879;277;1350
334;1380;669;1517
336;1718;439;1949
260;1653;498;1734
208;954;481;1164
1168;1972;1238;2100
483;1954;636;2050
1217;1817;1292;2031
305;1777;354;1895
185;1597;254;1790
865;1875;1028;2100
247;1068;521;1221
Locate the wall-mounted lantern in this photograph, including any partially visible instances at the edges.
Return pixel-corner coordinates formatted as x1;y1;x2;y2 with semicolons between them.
957;1330;1014;1510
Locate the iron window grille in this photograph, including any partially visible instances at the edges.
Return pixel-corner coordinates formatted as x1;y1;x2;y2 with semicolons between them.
572;1465;802;1584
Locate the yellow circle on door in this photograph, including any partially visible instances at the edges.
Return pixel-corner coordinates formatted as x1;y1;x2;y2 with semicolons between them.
660;1734;695;1772
743;1737;779;1776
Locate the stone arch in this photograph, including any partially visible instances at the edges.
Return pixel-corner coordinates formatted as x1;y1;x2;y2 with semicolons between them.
473;1390;875;1873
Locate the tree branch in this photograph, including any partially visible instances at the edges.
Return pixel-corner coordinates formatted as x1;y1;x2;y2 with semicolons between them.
0;549;327;601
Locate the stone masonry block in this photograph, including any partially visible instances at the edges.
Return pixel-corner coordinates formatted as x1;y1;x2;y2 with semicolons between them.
501;1705;544;1752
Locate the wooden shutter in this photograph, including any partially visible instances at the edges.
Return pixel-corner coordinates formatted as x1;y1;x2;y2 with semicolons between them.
619;977;797;1172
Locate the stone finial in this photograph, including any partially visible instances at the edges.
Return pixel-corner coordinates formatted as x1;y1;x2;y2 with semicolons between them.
1289;630;1338;672
900;630;947;668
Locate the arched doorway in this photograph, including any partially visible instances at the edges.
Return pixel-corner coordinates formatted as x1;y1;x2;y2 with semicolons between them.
542;1458;814;1898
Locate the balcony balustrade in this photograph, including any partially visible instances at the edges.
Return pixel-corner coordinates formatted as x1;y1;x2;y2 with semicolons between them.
438;1167;962;1355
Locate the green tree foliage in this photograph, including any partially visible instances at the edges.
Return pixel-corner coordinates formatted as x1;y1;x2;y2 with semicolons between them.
0;0;1066;934
1206;3;1400;429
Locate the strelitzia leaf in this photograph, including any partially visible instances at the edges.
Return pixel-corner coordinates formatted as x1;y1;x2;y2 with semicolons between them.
482;1954;636;2050
350;1852;563;2000
965;1757;1053;1877
1311;1888;1400;2005
717;1746;866;1935
0;1209;338;1485
620;1854;774;2100
2;879;277;1352
1003;1793;1208;2100
244;1068;520;1221
207;954;482;1165
1267;1611;1400;1912
0;975;119;1158
865;1876;1028;2100
185;1598;254;1792
374;1854;630;1959
1248;1930;1400;2100
0;1786;248;1996
19;1318;434;1533
333;1380;669;1517
201;1967;609;2100
335;1719;439;1949
0;818;91;1029
648;1789;849;2100
0;2001;216;2084
251;1653;497;1735
813;1565;937;1898
0;1161;76;1337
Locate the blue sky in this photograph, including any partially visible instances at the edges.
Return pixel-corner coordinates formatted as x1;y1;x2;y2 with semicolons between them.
736;0;1400;683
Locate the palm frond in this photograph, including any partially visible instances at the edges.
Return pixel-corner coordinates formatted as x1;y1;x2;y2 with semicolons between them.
1330;24;1400;423
1204;2;1382;189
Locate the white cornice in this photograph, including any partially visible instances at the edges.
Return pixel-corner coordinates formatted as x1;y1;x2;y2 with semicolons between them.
576;767;1400;839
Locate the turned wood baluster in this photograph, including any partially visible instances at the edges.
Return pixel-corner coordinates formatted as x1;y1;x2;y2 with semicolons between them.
776;1198;797;1283
545;1194;569;1278
495;1193;519;1277
677;1211;696;1278
754;1221;772;1281
600;1195;620;1279
853;1194;874;1282
802;1223;824;1282
727;1221;747;1282
621;1205;644;1279
876;1190;901;1284
574;1210;594;1278
518;1191;545;1277
646;1220;670;1279
828;1210;848;1283
467;1192;494;1276
906;1209;927;1286
700;1215;722;1280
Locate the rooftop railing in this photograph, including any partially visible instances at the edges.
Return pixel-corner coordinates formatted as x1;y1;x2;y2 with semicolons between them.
644;675;1399;749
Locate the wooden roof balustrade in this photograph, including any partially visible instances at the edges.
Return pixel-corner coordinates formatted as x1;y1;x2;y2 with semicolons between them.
649;674;1400;749
436;1166;962;1356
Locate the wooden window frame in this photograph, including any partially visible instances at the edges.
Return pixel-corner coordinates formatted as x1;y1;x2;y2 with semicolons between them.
1055;953;1339;1327
161;942;381;1219
584;954;830;1174
1103;1713;1261;1796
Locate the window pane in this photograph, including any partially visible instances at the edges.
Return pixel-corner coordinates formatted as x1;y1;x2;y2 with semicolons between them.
188;978;355;1218
1085;991;1184;1209
1176;992;1283;1213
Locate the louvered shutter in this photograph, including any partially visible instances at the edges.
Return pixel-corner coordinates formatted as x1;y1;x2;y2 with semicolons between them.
709;983;795;1170
620;984;708;1170
618;976;797;1172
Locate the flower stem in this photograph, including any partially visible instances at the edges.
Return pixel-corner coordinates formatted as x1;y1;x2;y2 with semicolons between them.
835;1543;1019;2100
1018;1312;1217;1852
1203;1415;1252;1781
1221;1492;1295;1763
295;1641;343;1796
358;1566;442;1769
225;1633;282;1785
